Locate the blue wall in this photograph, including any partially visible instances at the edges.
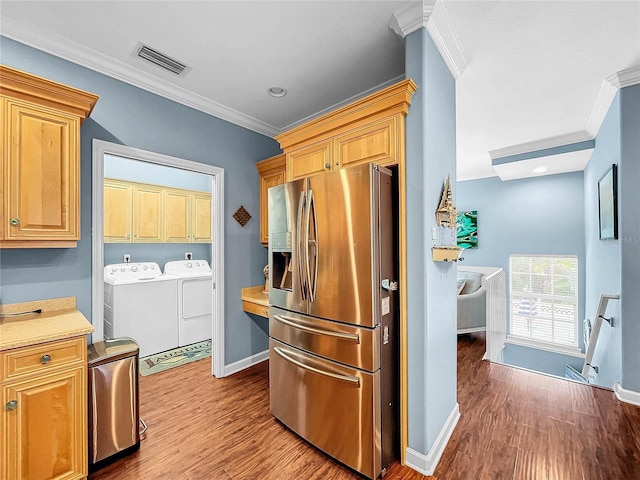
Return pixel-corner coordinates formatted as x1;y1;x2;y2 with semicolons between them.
619;84;640;392
584;92;622;388
456;172;586;375
0;36;281;365
502;344;583;378
585;84;640;392
405;28;458;457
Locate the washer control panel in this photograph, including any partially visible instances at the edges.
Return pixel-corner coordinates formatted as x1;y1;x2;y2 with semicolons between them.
104;262;162;281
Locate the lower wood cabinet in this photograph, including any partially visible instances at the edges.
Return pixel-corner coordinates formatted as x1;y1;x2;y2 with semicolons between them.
1;337;88;480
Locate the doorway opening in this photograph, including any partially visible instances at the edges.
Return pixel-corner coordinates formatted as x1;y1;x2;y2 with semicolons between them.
91;140;225;377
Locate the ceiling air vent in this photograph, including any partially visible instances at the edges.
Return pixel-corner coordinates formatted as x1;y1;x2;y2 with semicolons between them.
134;42;189;76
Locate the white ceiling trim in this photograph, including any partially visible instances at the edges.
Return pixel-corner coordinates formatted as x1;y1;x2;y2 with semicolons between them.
586;79;618;138
0;17;279;137
493;148;594;182
279;74;406;133
607;64;640;88
388;1;435;38
389;0;467;80
425;1;468;79
587;64;640;137
489;131;594;161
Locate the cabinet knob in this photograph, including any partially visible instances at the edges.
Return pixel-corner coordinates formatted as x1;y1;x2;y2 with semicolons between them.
324;163;331;169
6;400;18;411
9;218;20;226
40;354;52;364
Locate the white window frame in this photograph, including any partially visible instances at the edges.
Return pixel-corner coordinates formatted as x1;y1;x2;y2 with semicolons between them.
506;254;582;357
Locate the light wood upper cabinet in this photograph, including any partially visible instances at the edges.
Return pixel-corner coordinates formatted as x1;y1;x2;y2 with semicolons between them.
103;179;211;243
104;179;132;242
257;154;286;245
275;80;416;182
334;115;399;169
133;184;164;243
165;189;191;243
0;65;98;249
1;336;88;480
286;141;332;181
191;192;212;243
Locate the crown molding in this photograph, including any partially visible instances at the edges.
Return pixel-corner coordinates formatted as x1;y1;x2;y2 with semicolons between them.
606;64;640;88
388;1;435;38
586;64;640;137
389;1;467;80
0;17;279;137
425;2;468;79
279;74;406;132
489;131;594;160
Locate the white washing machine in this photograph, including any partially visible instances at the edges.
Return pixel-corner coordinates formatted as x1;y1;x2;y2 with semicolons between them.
104;262;178;358
164;260;213;347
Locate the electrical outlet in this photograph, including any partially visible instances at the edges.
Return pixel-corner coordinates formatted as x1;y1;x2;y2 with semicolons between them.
124;254;131;263
185;252;193;260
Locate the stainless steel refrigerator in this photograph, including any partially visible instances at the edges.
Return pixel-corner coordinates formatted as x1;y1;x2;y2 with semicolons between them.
268;162;399;479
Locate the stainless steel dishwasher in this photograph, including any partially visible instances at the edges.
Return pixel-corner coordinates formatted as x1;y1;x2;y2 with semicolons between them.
88;337;146;472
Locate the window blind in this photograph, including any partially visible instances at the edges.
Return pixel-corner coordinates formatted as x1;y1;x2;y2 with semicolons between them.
509;254;578;347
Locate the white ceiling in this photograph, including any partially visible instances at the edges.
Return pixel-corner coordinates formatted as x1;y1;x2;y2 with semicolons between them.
1;1;639;180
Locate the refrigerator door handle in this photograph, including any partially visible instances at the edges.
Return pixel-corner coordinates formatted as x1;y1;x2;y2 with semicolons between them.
297;190;308;300
273;346;361;386
306;189;318;302
273;314;361;343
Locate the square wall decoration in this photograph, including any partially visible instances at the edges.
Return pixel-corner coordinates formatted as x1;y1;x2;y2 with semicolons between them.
457;210;478;249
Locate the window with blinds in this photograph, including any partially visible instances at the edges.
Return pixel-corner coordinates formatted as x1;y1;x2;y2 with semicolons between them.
509;254;579;348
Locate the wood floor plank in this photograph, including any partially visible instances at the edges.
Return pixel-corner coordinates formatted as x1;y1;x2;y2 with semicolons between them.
88;333;640;480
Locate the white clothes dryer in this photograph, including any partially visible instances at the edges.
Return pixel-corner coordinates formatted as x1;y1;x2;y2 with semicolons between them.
104;262;178;358
164;260;213;347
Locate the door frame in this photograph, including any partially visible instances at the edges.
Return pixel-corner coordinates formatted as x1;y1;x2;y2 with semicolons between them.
91;139;225;377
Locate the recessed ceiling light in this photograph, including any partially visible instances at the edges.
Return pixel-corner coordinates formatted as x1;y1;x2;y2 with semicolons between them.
533;166;548;174
268;87;287;98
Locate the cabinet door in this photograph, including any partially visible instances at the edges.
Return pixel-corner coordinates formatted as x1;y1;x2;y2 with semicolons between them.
104;179;132;242
191;193;211;243
335;115;398;169
260;170;285;245
165;188;191;243
286;140;332;181
4;99;79;242
133;185;164;242
2;366;87;480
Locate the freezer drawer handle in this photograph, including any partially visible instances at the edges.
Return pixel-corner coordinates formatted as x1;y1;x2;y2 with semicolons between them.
274;346;360;386
273;314;360;343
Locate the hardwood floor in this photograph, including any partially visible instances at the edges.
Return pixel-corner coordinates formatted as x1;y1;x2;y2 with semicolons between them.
89;334;640;480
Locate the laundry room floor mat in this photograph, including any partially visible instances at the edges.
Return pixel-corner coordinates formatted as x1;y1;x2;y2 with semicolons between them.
139;340;212;376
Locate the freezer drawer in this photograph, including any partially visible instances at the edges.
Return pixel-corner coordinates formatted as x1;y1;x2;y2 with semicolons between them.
270;306;380;372
269;338;381;479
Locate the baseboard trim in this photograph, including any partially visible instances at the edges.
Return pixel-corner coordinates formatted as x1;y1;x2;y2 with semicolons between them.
224;349;269;377
405;402;460;476
613;382;640;407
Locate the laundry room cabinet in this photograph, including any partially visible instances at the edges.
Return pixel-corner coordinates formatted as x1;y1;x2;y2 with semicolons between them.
104;179;133;242
133;184;165;243
0;65;98;249
103;178;211;243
